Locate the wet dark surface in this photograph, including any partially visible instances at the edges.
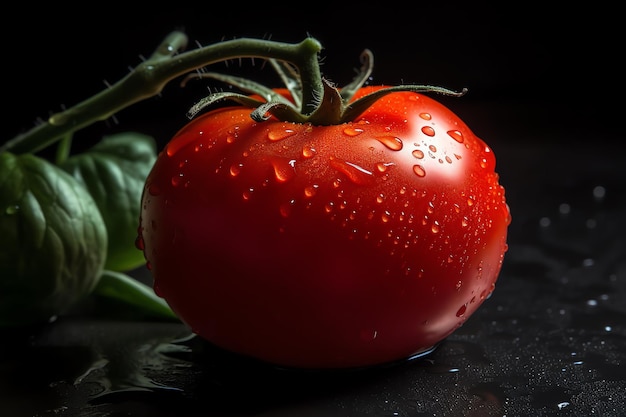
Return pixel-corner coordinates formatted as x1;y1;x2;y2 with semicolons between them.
2;122;625;416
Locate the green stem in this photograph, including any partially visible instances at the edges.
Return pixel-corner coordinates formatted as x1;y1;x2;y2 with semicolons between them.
1;31;323;155
54;134;72;165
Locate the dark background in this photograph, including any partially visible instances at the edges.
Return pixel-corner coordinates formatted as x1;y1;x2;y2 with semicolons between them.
3;4;622;151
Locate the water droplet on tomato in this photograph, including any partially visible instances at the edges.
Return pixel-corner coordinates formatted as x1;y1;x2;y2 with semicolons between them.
343;126;364;136
376;193;385;203
171;174;183;187
134;235;145;251
421;126;436;137
242;189;252;201
268;128;296;141
413;165;426;177
304;184;318;198
270;157;297;183
229;163;243;177
148;184;161;196
279;200;295;217
447;130;464;143
419;112;432;120
374;162;394;173
329;157;373;185
412;149;424;159
431;221;440;234
302;145;317;158
456;304;467;317
360;329;378;341
375;136;403;151
428;144;437;153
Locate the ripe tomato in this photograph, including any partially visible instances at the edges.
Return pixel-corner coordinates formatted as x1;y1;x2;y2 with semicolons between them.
138;85;510;369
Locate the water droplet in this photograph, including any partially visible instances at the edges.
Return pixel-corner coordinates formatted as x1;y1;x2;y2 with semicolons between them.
343;126;364;136
412;149;424;159
134;235;145;251
279;200;295;217
428;144;437;153
421;126;436;137
381;211;391;223
360;329;378;341
171;174;183;187
431;221;440;234
270;157;297;183
268;128;296;141
592;185;606;201
376;193;385;203
419;112;432;120
148;184;161;196
447;130;464;143
374;162;394;173
413;165;426;177
302;145;316;158
229;163;243;177
304;184;319;198
456;304;467;317
242;188;254;201
375;136;403;151
329;157;373;185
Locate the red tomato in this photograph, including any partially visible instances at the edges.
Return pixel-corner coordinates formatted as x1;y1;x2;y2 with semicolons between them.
138;86;510;369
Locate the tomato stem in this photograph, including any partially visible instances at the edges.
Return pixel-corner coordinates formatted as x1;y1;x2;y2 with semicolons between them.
0;32;323;155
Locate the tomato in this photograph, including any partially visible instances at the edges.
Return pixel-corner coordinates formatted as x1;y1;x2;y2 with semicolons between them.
138;85;510;369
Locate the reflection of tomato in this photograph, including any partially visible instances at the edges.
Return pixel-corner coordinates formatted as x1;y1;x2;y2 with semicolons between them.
139;85;510;369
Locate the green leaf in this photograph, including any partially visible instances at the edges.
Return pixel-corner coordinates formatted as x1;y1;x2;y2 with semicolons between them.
93;270;178;321
61;133;157;271
0;152;107;327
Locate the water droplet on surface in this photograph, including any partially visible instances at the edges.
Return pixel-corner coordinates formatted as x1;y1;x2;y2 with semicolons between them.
413;165;426;177
412;149;424;159
456;304;467;317
304;185;319;198
592;185;606;201
375;136;403;151
171;174;183;187
134;235;145;251
447;130;464;143
419;112;432;120
329;157;373;185
229;163;243;177
148;184;161;196
268;128;296;141
374;162;394;173
421;126;436;137
343;127;364;136
302;145;316;158
270;158;297;183
279;200;295;217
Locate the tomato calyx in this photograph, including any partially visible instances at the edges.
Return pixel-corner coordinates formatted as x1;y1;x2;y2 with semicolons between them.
183;49;467;126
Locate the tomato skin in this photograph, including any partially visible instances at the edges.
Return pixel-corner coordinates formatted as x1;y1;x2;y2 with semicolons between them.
139;86;510;369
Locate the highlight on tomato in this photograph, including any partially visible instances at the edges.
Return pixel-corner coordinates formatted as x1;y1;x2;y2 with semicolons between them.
138;42;511;369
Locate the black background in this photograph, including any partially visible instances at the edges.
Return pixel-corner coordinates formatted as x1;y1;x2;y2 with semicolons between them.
3;4;622;150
